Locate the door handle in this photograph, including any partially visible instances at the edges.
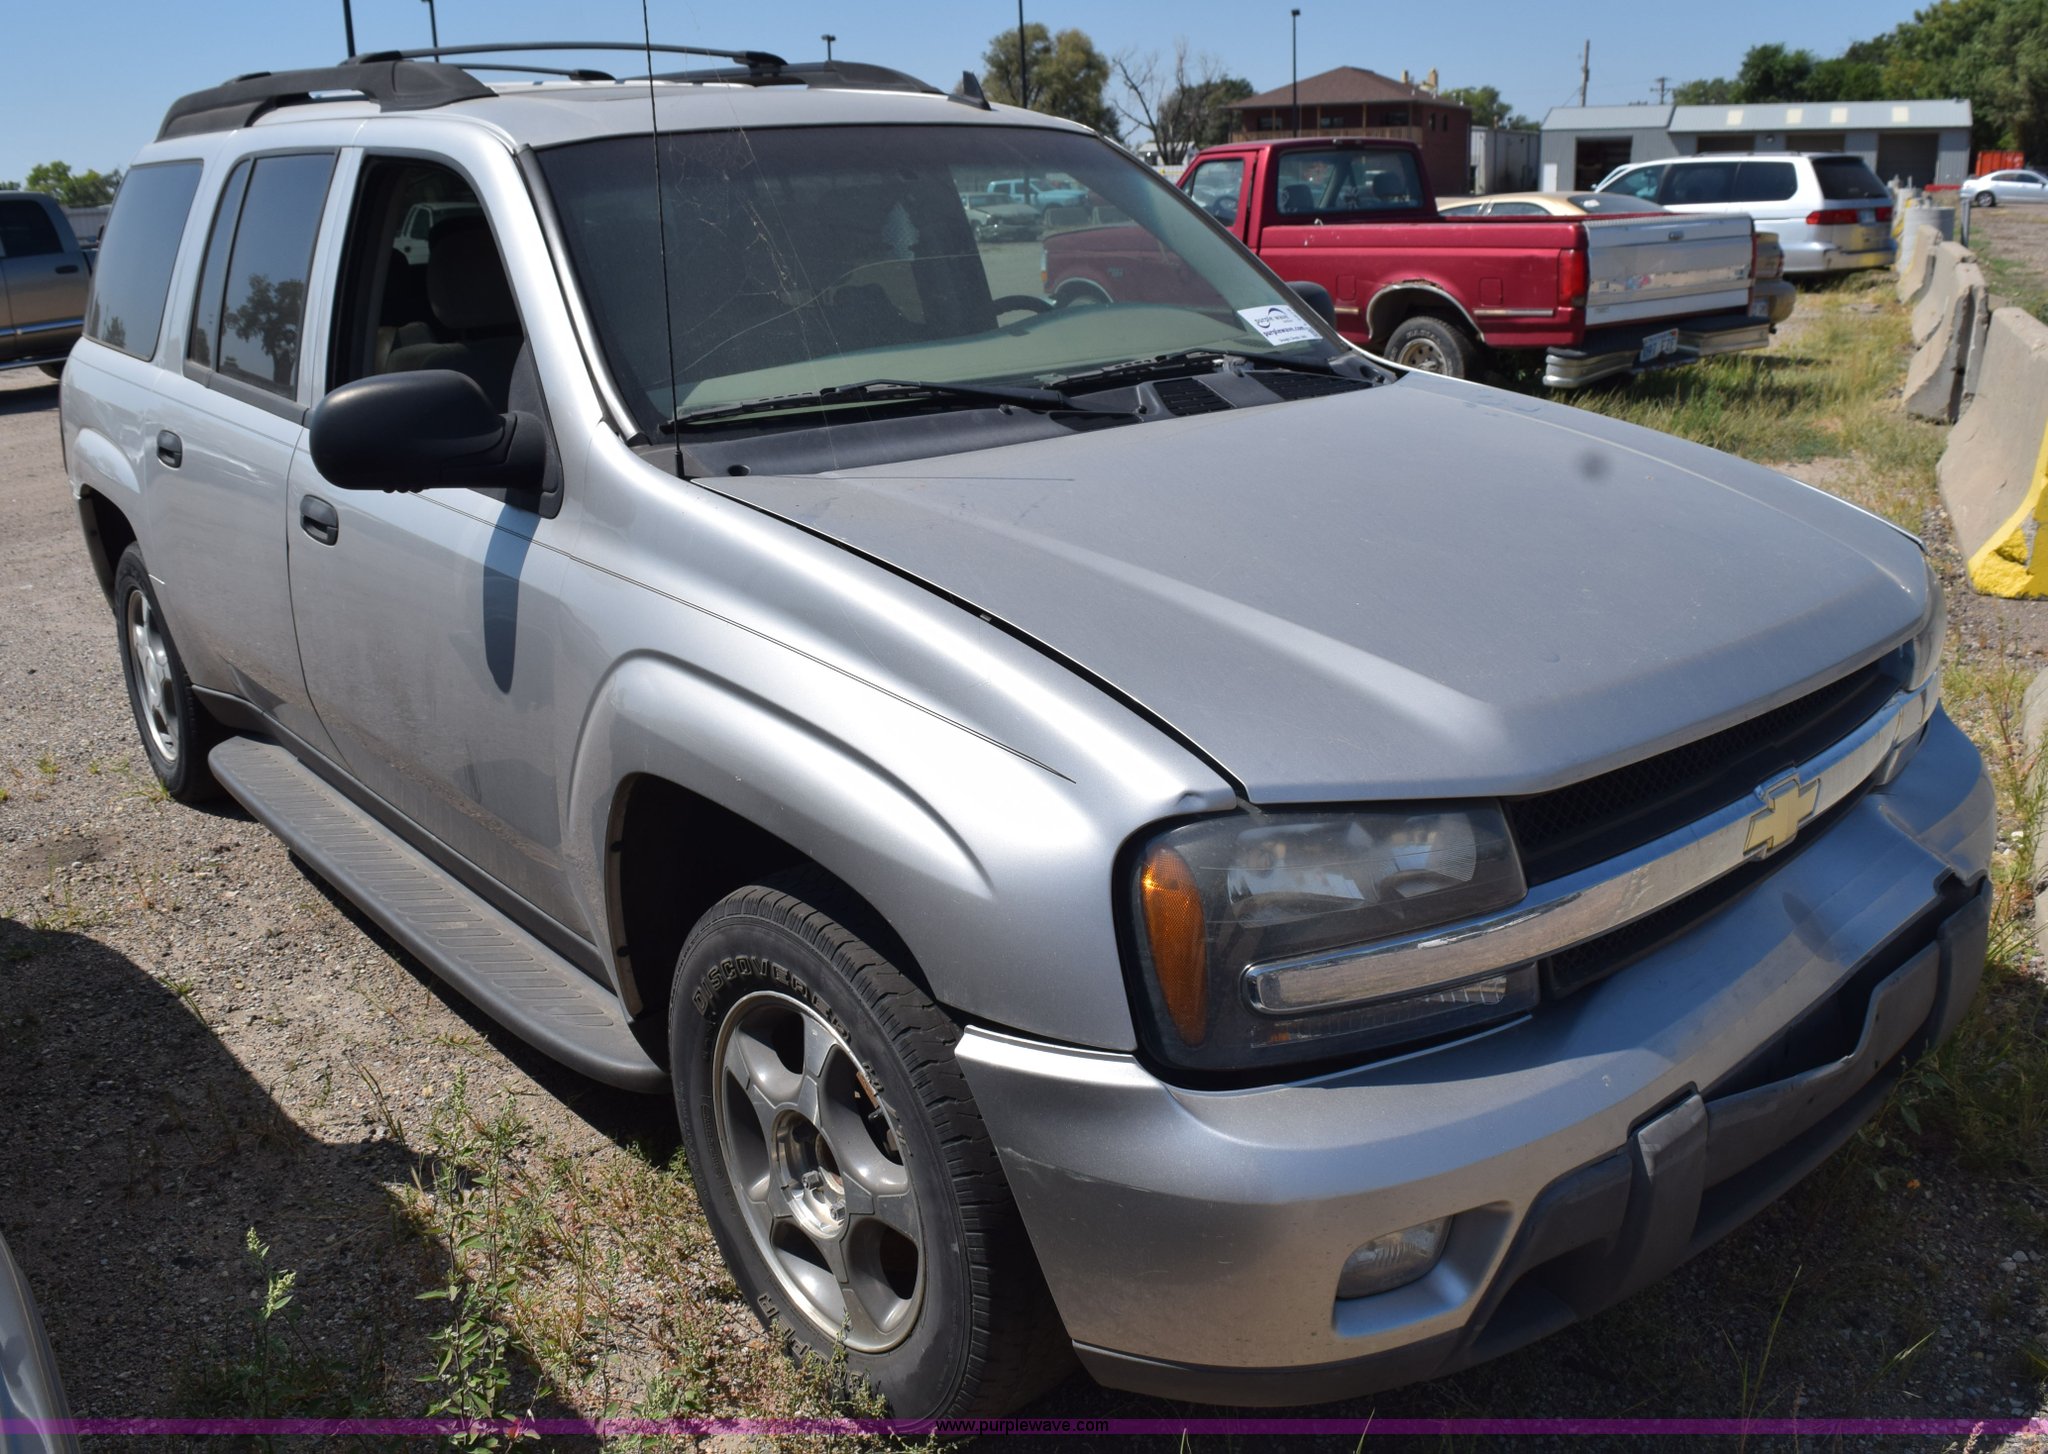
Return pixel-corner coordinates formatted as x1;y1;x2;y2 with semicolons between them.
299;495;340;546
155;430;183;468
56;264;79;275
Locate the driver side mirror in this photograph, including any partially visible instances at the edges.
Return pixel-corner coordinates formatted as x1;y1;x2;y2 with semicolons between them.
309;370;546;495
1288;280;1337;326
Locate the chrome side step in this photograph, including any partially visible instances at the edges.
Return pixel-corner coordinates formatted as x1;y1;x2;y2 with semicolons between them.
208;736;666;1092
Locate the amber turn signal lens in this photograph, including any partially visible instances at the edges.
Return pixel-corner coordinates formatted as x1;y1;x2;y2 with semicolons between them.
1139;846;1208;1046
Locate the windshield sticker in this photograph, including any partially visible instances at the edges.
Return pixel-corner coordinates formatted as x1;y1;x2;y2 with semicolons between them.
1237;305;1321;346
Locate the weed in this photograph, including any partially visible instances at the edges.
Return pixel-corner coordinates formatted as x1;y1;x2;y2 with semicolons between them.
33;753;57;779
177;1228;395;1451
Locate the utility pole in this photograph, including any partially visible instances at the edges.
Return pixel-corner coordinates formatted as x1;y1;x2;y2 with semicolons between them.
1017;0;1028;109
342;0;356;57
422;0;439;52
1579;39;1590;107
1653;75;1668;104
821;34;835;62
1291;8;1302;138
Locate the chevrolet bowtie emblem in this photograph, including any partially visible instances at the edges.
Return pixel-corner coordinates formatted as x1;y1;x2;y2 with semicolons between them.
1744;774;1821;857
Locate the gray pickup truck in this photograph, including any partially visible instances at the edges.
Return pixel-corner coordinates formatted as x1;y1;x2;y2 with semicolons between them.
0;192;91;375
58;45;1989;1420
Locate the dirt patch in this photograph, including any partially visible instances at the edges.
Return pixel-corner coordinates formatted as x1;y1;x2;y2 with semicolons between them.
1972;207;2048;322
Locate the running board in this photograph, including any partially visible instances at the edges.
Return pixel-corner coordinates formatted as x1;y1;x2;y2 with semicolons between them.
208;736;666;1092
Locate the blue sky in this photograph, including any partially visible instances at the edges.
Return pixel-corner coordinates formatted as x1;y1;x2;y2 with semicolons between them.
3;0;1936;184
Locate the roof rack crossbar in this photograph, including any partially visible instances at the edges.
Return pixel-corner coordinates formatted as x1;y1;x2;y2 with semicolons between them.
650;60;939;94
353;41;787;73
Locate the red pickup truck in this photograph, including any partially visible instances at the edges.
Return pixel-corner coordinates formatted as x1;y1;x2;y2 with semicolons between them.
1045;137;1768;386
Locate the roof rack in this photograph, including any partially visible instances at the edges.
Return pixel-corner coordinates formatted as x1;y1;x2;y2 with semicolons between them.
158;60;495;139
651;60;939;95
156;40;800;140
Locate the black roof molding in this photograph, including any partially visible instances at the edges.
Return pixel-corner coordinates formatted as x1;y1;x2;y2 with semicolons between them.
158;60;495;139
156;42;809;140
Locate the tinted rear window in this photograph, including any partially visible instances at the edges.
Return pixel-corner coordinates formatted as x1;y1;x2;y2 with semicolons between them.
214;152;335;396
84;162;203;359
1660;162;1735;205
1812;157;1888;200
1729;161;1798;203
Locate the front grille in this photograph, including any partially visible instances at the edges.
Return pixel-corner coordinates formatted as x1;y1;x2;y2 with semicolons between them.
1506;660;1894;885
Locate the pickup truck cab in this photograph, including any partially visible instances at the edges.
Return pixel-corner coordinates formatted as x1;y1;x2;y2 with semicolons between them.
1170;138;1769;385
61;47;1988;1419
0;192;92;375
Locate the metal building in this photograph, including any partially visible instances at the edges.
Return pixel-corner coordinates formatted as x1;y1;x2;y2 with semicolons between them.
1539;99;1973;191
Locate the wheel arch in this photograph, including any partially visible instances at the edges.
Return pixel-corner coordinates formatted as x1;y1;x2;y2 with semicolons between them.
1365;282;1481;348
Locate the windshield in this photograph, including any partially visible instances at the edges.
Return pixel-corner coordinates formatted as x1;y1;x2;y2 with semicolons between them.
537;124;1344;433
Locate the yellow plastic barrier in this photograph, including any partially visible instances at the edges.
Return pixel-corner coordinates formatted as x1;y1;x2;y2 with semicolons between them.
1965;419;2048;596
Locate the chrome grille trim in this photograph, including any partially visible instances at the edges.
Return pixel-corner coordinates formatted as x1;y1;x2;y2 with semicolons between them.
1244;684;1937;1016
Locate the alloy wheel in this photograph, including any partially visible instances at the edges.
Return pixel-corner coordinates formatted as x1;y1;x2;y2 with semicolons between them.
713;990;924;1352
126;587;180;765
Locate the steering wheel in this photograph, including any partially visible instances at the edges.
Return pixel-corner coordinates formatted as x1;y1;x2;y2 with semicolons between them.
991;294;1053;316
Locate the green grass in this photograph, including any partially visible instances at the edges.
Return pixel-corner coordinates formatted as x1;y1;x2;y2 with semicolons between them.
1535;272;1947;532
1972;223;2048;325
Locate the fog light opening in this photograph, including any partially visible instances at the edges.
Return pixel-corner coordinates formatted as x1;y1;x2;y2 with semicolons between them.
1337;1217;1450;1299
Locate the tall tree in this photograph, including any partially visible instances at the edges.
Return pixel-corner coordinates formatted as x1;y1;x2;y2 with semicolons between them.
1735;44;1819;102
19;161;121;207
982;23;1121;139
1111;41;1247;163
1440;85;1512;129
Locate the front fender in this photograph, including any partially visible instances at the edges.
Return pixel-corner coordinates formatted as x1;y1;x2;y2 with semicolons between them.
565;644;1136;1047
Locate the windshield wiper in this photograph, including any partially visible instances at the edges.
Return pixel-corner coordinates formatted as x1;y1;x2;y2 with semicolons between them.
662;377;1128;433
1044;347;1364;394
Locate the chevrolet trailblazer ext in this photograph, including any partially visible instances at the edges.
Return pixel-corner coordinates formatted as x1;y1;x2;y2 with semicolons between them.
61;46;1989;1418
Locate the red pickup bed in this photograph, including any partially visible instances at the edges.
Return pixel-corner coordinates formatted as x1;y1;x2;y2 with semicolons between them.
1049;137;1767;386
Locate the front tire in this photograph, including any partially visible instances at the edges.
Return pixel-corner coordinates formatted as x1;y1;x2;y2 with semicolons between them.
671;871;1068;1417
1383;313;1482;379
112;544;220;802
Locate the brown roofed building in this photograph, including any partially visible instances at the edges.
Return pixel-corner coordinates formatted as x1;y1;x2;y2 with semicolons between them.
1227;66;1471;196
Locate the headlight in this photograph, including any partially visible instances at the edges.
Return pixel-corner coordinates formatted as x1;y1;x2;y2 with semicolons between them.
1128;806;1531;1073
1902;554;1946;693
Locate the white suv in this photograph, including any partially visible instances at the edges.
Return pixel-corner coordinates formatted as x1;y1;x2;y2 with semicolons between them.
1598;153;1895;278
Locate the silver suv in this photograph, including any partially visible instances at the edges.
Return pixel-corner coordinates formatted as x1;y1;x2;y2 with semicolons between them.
1598;152;1897;278
60;45;1989;1417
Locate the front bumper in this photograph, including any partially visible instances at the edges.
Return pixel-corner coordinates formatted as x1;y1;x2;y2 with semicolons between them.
1543;310;1773;389
956;710;1993;1404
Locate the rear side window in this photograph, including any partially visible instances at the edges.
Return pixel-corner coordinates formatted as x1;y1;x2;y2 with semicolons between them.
1660;162;1736;205
83;162;203;359
205;152;336;397
1729;161;1798;203
1811;157;1888;201
0;198;64;257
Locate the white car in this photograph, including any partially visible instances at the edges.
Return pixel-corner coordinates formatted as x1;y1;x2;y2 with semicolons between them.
1598;152;1894;278
1961;169;2048;207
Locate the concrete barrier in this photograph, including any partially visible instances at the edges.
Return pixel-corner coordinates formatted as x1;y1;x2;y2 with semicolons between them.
1938;308;2048;596
1905;259;1987;422
1896;219;1941;304
1912;241;1972;346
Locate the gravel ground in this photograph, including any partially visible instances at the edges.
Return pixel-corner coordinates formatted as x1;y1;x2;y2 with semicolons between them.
2;326;2046;1453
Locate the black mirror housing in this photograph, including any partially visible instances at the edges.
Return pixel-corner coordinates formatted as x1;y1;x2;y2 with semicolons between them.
309;370;547;494
1287;280;1337;327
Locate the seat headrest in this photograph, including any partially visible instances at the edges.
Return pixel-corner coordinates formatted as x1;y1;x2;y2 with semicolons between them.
427;215;517;332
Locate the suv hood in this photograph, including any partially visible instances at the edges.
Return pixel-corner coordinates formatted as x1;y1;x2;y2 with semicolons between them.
715;373;1928;801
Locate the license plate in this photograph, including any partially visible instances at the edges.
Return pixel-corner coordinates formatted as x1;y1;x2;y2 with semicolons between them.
1749;297;1772;318
1639;328;1680;363
1858;208;1876;224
